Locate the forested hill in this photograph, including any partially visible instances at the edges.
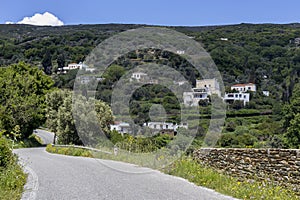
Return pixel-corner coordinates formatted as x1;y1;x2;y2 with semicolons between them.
0;23;300;101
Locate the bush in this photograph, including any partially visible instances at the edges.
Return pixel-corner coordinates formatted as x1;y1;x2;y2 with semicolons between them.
46;144;93;157
0;137;14;167
0;137;26;200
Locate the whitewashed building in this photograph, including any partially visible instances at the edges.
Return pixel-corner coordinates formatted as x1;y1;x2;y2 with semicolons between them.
143;122;188;131
131;72;148;81
183;88;209;106
231;83;256;93
263;91;270;97
176;50;185;55
223;93;250;106
110;122;132;135
58;62;96;74
196;78;221;96
183;78;221;107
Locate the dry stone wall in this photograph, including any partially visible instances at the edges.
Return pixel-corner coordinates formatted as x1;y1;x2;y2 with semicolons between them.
193;148;300;191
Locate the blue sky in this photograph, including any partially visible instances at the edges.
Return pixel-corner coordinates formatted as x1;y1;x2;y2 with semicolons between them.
1;0;300;26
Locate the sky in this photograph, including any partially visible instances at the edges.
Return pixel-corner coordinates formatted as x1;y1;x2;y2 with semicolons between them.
1;0;300;26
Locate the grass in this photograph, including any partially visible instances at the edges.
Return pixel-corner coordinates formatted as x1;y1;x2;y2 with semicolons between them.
13;134;43;149
0;163;27;200
45;145;299;199
0;133;42;200
0;137;27;200
46;145;93;158
46;144;181;170
163;157;299;200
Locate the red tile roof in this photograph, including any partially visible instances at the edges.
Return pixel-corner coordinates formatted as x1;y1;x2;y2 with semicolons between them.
232;83;255;87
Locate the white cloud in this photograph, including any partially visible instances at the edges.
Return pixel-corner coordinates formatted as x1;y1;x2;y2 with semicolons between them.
15;12;64;26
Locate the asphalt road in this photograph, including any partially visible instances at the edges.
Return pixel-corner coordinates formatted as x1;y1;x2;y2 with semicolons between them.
14;147;237;200
33;129;55;145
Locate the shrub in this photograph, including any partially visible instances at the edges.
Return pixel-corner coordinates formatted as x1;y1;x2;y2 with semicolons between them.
0;137;14;167
0;137;26;199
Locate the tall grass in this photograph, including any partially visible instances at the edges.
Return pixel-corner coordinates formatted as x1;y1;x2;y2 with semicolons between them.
0;137;26;200
0;163;27;200
163;157;299;200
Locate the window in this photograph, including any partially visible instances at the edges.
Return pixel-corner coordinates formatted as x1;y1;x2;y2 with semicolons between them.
248;87;251;90
235;94;238;98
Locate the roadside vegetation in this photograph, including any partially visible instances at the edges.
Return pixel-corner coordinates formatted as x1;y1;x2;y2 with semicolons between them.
0;62;52;200
1;24;300;199
46;144;299;199
164;157;299;200
0;134;26;200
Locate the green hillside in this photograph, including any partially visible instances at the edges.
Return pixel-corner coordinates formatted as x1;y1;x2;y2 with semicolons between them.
0;23;299;148
0;23;299;100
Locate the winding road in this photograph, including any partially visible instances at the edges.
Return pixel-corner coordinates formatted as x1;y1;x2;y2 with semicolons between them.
33;129;55;145
14;130;237;200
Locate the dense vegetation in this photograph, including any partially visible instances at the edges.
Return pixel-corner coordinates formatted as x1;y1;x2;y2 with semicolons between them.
1;23;300;199
0;62;54;139
45;89;114;145
0;23;299;148
0;132;26;200
0;23;299;100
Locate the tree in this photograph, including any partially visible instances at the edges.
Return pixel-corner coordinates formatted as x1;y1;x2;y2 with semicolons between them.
42;50;52;75
0;62;54;138
283;84;300;148
103;64;126;83
282;84;300;129
45;90;114;145
285;113;300;148
57;53;65;69
56;93;80;145
45;89;72;143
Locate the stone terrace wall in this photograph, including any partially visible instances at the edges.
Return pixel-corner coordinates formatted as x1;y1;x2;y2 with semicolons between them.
193;148;300;191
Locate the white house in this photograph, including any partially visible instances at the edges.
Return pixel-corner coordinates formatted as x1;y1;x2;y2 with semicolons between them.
110;122;132;135
131;72;148;81
176;50;185;55
63;62;83;71
144;122;175;130
231;83;256;92
196;78;221;96
223;93;250;106
183;88;209;106
58;62;96;74
220;38;228;41
263;91;270;97
173;80;188;86
183;78;221;107
143;122;188;131
130;72;159;84
85;67;96;72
